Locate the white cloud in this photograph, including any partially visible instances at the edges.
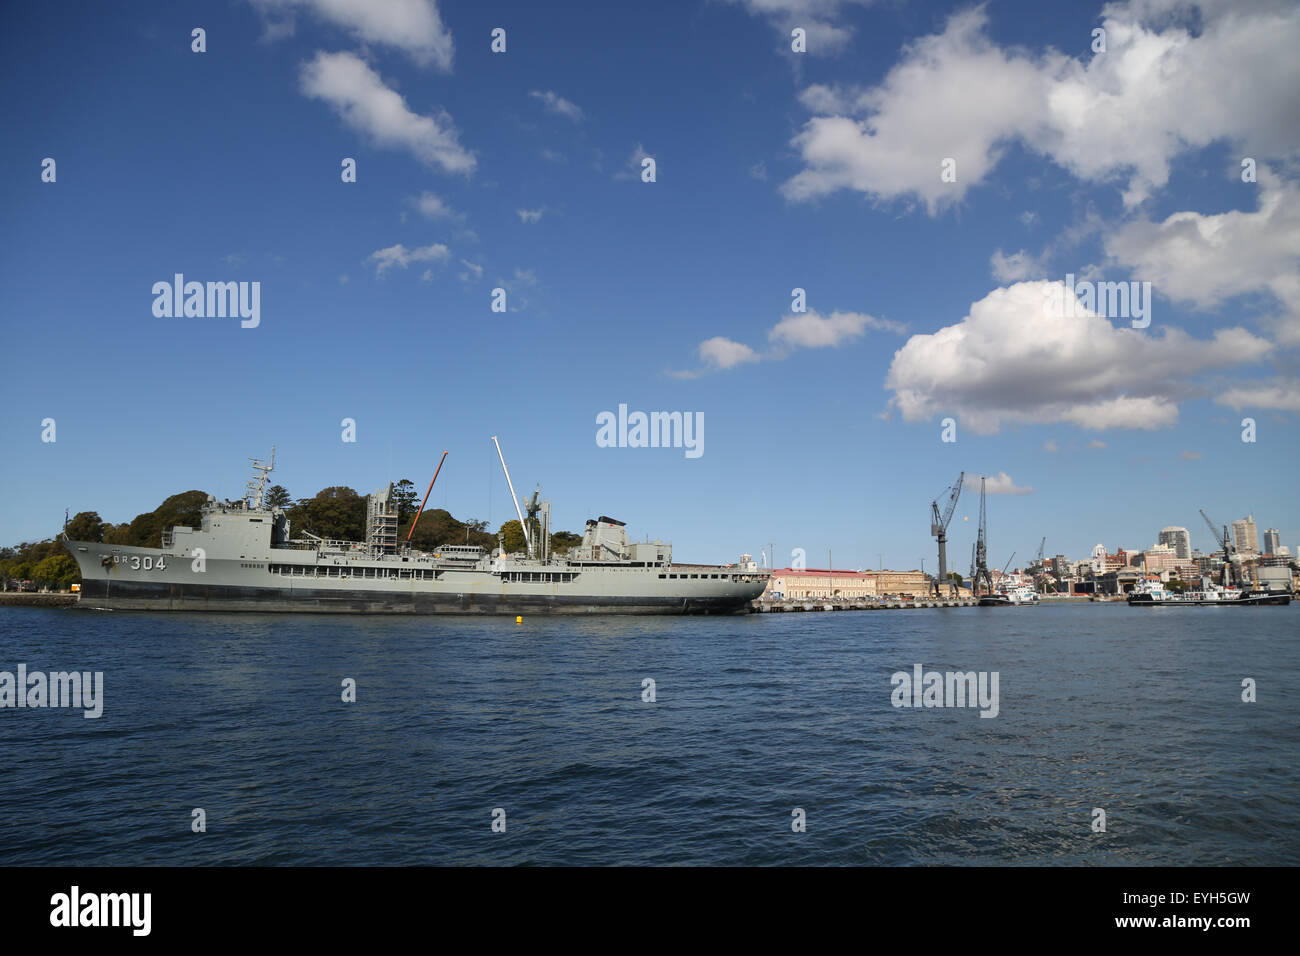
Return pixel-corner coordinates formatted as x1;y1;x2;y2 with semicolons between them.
253;0;454;70
725;0;873;55
367;242;449;276
1215;378;1300;412
1088;439;1107;449
458;259;483;282
991;248;1047;283
1104;170;1300;345
769;309;904;349
528;90;584;122
700;337;761;370
782;2;1300;211
513;268;538;285
884;280;1272;433
1044;439;1060;452
965;471;1034;496
299;51;473;174
408;191;461;220
516;207;545;224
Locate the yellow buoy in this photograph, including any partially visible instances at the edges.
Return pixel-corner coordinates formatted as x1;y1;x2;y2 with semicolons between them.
516;616;523;624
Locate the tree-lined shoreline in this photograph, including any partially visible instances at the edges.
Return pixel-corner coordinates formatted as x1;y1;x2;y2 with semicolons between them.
0;481;583;591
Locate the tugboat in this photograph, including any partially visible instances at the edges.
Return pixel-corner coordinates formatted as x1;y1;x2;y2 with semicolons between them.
62;444;769;615
1127;577;1290;606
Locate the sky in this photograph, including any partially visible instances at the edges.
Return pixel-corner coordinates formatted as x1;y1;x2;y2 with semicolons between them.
1;0;1297;571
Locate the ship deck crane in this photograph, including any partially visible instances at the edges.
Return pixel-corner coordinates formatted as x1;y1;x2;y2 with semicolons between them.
930;471;964;597
1199;509;1238;587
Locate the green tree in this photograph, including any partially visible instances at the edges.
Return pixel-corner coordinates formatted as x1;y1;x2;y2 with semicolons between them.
392;479;419;522
499;520;527;554
64;511;106;542
286;487;366;541
103;491;207;547
265;484;292;509
33;554;79;589
549;531;582;554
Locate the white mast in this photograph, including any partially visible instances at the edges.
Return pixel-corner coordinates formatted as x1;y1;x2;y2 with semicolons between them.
491;436;532;558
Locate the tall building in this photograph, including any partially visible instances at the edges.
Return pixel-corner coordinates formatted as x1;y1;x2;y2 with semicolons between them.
1232;515;1259;554
1158;526;1191;559
1262;528;1281;555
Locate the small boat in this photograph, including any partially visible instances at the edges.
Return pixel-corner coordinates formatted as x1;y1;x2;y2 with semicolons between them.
1126;577;1290;607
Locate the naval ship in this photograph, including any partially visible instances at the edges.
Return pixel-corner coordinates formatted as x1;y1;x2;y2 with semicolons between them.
62;446;769;615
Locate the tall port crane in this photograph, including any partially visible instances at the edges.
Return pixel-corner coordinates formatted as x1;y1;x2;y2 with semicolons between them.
1196;512;1237;587
970;476;994;597
1033;537;1048;592
1001;552;1016;578
930;471;964;597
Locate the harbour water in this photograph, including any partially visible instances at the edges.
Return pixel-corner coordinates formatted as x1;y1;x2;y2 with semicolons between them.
1;604;1296;865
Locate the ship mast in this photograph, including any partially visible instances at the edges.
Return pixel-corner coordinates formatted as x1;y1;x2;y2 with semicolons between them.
491;436;533;559
244;445;275;511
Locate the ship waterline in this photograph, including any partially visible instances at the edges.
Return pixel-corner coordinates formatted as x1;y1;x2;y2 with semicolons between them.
63;452;768;615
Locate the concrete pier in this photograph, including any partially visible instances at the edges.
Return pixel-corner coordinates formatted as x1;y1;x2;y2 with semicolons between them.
751;598;976;612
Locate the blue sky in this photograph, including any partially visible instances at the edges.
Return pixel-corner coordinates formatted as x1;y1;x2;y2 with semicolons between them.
1;0;1297;569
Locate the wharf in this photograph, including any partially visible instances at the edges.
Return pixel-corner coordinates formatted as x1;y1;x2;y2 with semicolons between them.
752;598;976;612
0;592;78;608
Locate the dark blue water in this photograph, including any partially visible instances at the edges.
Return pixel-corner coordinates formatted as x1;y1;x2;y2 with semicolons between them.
1;604;1296;865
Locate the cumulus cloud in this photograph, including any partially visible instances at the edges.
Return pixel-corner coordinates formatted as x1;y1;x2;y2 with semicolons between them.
1104;170;1300;345
884;280;1272;433
300;51;473;174
673;306;904;377
699;336;761;370
528;90;584;122
367;242;449;276
516;207;545;223
965;471;1034;495
253;0;454;70
782;2;1300;211
1215;378;1300;412
769;309;905;349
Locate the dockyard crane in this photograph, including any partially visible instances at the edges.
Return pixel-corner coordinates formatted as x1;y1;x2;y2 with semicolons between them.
930;472;964;598
970;477;994;597
1000;552;1016;583
1033;537;1048;592
1199;509;1238;587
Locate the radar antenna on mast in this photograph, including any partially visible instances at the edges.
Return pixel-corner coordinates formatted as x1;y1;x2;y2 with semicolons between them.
245;445;275;510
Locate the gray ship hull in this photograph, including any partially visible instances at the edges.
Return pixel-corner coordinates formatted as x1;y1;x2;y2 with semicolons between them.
61;461;770;615
65;539;766;615
75;577;753;614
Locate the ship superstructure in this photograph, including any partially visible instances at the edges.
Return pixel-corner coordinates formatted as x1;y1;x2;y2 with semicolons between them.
62;447;768;614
